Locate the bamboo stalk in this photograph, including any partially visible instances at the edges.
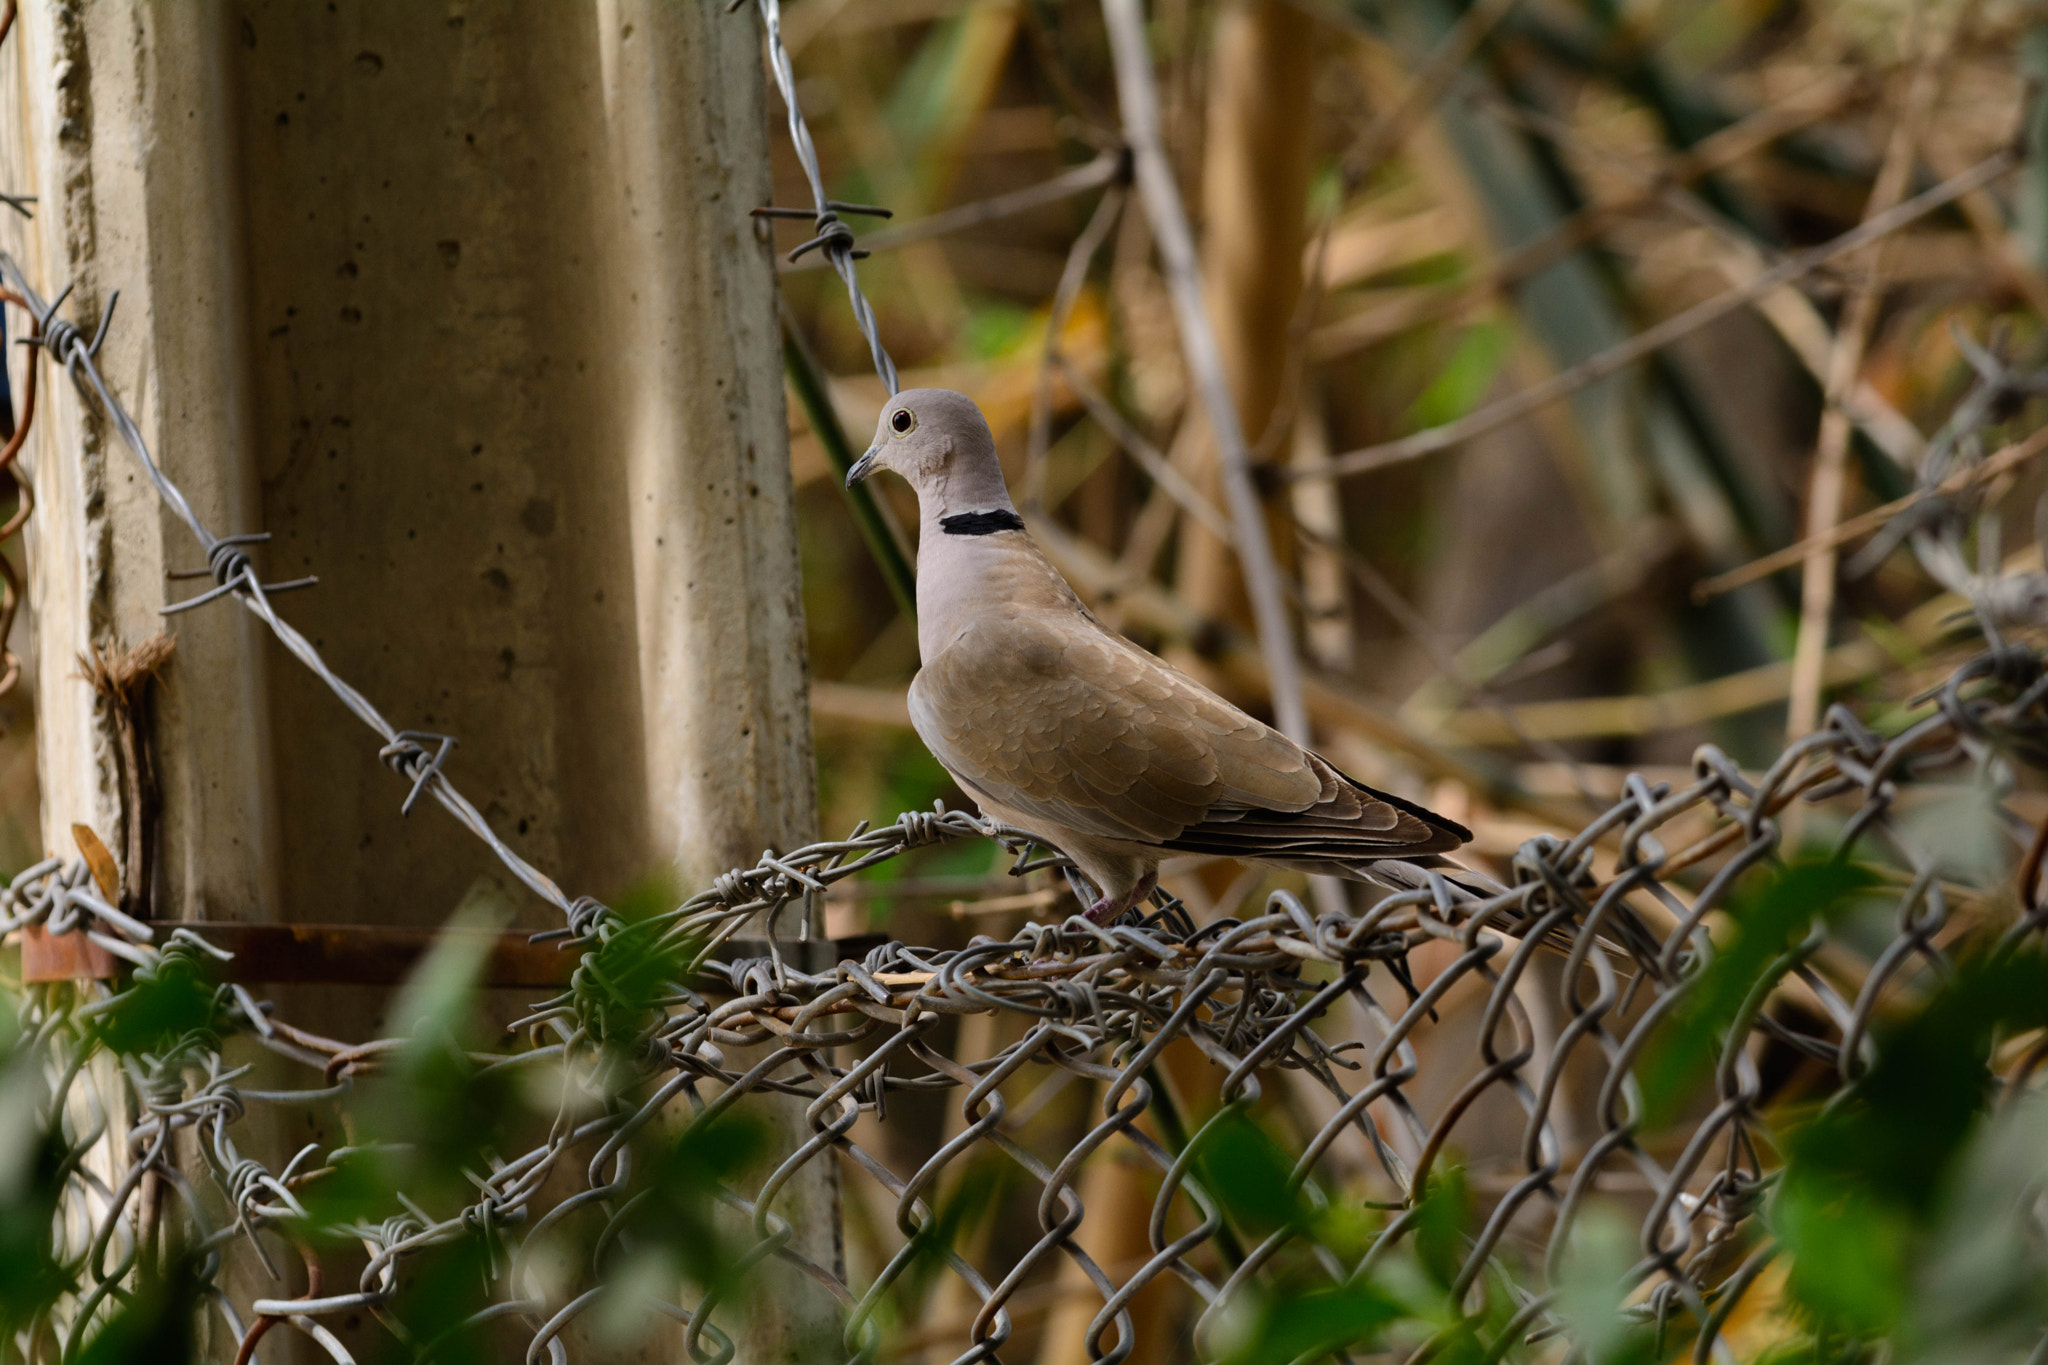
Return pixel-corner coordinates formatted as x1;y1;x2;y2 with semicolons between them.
1101;0;1312;746
1291;146;2021;482
1693;427;2048;602
1789;15;1954;739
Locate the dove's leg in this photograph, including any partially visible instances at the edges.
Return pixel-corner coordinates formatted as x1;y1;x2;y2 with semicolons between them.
1035;833;1150;923
1082;870;1156;925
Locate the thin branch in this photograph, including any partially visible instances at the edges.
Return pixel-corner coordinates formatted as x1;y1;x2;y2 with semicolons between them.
1286;514;1602;808
1307;69;1863;362
1789;14;1954;739
1290;145;2021;482
1402;521;1676;721
1050;354;1231;538
1101;0;1311;745
1025;180;1129;509
1438;586;1976;743
1436;636;1893;745
784;151;1127;270
1346;0;1524;185
1692;426;2048;602
1459;76;1928;468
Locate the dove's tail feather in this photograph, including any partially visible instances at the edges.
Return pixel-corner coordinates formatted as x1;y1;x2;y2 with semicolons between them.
1355;853;1505;901
1158;766;1473;867
1242;852;1501;901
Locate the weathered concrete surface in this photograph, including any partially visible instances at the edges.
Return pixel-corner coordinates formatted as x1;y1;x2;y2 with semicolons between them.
4;1;833;1358
7;0;817;921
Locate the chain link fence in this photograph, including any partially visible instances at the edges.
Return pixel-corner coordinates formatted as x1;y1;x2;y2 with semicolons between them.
7;613;2048;1363
2;302;2045;1358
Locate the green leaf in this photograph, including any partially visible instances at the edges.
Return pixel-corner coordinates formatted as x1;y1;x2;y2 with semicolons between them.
90;955;229;1059
1640;858;1880;1126
1192;1110;1311;1242
572;874;695;1056
388;890;505;1060
1413;1168;1471;1292
1772;948;2048;1336
895;1155;1013;1312
616;1111;770;1296
1403;321;1513;432
1772;1169;1913;1334
1788;949;2048;1215
1216;1283;1408;1365
374;1230;497;1365
72;1255;202;1365
331;911;531;1219
1904;1090;2048;1361
0;1134;71;1331
1554;1207;1660;1365
284;1145;401;1240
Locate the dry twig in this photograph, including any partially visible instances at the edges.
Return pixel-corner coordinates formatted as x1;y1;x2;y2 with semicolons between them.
78;634;177;918
1693;426;2048;601
1291;145;2021;482
1789;14;1956;739
1101;0;1311;746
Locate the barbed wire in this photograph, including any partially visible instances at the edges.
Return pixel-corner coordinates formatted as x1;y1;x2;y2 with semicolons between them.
0;260;573;921
5;622;2046;1362
2;321;2044;1362
743;0;900;395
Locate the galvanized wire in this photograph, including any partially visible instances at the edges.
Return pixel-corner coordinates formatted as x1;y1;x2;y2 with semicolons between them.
5;311;2048;1365
748;0;900;395
0;259;572;921
6;640;2048;1363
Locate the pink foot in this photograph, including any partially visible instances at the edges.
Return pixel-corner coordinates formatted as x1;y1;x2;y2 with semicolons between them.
1083;871;1158;925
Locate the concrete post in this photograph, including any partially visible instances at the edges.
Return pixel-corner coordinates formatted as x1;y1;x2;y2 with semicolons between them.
3;1;833;1357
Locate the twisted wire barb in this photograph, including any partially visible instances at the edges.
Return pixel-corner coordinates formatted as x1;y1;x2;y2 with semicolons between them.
6;649;2046;1364
745;0;900;395
0;258;573;920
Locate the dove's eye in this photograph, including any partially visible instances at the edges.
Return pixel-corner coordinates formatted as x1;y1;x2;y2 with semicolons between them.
891;409;916;435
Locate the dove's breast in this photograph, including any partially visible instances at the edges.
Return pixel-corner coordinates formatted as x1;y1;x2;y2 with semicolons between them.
914;528;1089;659
909;598;1315;849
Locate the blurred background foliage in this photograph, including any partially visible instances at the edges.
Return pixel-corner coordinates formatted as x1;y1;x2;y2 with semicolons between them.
775;0;2048;937
755;0;2048;1351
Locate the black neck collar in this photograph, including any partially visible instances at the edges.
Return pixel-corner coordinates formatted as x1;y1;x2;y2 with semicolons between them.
940;509;1026;536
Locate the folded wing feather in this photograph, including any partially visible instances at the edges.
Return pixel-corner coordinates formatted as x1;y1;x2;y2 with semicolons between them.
908;615;1468;862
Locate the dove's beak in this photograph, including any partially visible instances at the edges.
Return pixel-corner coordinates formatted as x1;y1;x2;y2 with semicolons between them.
845;445;881;488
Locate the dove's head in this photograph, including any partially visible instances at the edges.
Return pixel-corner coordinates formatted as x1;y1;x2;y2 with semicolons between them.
846;388;1015;518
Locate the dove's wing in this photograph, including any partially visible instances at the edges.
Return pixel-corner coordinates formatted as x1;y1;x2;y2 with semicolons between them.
909;614;1467;861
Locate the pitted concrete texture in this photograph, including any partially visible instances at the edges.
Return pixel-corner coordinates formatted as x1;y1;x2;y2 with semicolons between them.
6;1;817;927
3;5;834;1360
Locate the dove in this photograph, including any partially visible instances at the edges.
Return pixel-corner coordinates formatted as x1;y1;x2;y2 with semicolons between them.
846;388;1476;924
